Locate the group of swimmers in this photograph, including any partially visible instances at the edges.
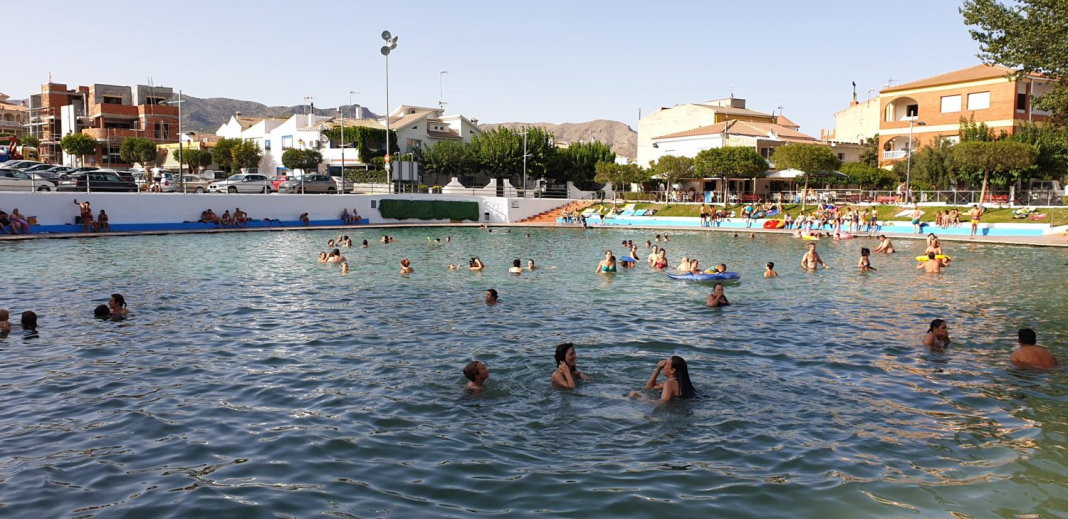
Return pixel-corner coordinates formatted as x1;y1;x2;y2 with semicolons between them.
92;294;131;319
921;320;1058;368
463;342;698;403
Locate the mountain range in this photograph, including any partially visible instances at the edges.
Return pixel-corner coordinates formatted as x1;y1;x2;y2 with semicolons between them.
179;95;378;133
179;96;637;160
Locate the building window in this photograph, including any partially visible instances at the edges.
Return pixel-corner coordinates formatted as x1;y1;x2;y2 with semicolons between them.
103;96;123;105
1017;93;1028;111
264;139;271;151
906;104;919;118
940;95;961;113
163;123;170;139
154;121;162;139
282;136;293;150
146;97;166;105
837;153;845;160
968;92;990;110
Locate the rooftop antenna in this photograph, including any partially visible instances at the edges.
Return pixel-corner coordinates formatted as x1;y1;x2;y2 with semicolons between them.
885;77;897;89
439;70;449;111
867;87;876;101
777;105;784;118
304;95;314;115
730;85;734;98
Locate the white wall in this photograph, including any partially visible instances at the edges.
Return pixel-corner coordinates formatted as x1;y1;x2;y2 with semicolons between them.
649;134;724;162
0;192;569;226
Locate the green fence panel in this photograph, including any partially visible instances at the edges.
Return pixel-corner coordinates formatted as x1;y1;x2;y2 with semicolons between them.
379;199;480;221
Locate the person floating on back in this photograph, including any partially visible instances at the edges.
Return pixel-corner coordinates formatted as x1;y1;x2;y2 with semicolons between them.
1011;328;1059;369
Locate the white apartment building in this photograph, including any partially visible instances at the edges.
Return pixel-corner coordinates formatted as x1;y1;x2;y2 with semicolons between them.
215;105;483;176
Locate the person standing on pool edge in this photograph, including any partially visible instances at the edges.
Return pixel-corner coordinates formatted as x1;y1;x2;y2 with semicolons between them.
552;342;590;389
970;205;982;237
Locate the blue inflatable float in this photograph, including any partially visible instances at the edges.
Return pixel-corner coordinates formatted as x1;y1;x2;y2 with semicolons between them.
665;272;741;282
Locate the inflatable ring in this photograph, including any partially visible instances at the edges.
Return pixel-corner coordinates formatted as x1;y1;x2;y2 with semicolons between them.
666;272;741;281
763;220;779;229
916;255;951;262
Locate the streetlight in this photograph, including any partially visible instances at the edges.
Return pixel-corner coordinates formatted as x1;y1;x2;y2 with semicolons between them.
381;30;398;193
905;117;926;204
165;90;185;191
339;91;359;196
518;130;533;198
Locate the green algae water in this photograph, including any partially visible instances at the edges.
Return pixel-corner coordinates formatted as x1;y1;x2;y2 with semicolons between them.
1;227;1066;518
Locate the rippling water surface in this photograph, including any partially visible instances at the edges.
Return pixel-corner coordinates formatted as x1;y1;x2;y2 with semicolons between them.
2;227;1067;518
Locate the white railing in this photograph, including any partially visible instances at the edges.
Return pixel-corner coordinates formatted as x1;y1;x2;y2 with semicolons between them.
882;150;907;160
0;120;22;127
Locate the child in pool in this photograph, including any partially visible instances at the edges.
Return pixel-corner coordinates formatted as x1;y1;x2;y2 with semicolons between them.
463;361;489;392
0;309;10;333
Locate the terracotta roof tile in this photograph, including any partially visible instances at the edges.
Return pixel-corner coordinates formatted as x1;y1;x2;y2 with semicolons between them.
881;64;1021;93
654;120;817;141
773;115;799;129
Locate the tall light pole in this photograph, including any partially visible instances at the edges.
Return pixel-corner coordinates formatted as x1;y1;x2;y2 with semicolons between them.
165;90;185;191
518;130;532;198
381;30;398;193
905;117;925;204
339;91;359;196
439;70;448;110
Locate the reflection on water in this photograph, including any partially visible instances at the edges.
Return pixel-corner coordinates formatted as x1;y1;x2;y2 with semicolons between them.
1;228;1067;518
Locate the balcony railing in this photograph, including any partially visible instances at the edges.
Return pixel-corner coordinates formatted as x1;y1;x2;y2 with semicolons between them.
0;120;22;127
882;150;907;160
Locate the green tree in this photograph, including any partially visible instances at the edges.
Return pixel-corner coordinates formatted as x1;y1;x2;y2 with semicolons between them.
858;135;880;167
119;137;158;169
231;140;263;172
212;138;241;173
649;155;693;206
177;148;212;174
421;140;472;185
61;133;98;167
962;0;1068;120
952;140;1038;210
1008;121;1068;180
281;148;322;174
20;134;40;148
694;146;769;205
468;127;523;179
769;144;841;211
838;162;898;189
910;140;957;189
551;141;616;185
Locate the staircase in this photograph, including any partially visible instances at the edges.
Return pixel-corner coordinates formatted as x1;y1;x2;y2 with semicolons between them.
519;200;595;224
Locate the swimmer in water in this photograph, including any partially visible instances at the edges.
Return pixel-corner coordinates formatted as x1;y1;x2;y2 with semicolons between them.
654;249;668;270
676;257;691;272
874;234;895;254
858;247;876;271
362;240;369;248
318;251;328;263
400;258;414;274
706;283;730;307
922;319;950;349
1011;328;1059;368
551;342;590;389
485;288;498;305
801;243;829;269
764;262;778;278
918;252;942;273
448;263;457;270
463;361;489;392
510;259;523;274
648;246;660;265
527;259;536;270
470;257;485;271
629;356;697;401
341;262;350;274
596;251;617;273
109;294;130;316
711;263;727;274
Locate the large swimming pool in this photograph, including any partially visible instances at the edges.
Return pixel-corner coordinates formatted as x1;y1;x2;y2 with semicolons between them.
1;227;1066;518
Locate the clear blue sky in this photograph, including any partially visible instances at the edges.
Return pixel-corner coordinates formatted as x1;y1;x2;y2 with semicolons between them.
7;0;986;135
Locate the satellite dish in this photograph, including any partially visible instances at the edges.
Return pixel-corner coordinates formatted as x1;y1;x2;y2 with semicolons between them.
382;31;392;41
381;46;391;56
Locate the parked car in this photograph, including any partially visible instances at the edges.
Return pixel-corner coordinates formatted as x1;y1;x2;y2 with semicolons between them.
56;171;138;192
177;175;214;193
5;160;43;170
66;167;99;175
200;170;228;181
20;163;55;173
278;174;346;194
270;175;288;190
207;173;273;193
0;168;56;191
43;166;73;174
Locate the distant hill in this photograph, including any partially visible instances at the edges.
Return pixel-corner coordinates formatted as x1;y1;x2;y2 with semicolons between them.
481;120;636;160
180;95;378;133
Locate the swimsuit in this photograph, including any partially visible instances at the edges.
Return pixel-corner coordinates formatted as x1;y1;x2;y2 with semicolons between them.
601;265;616;273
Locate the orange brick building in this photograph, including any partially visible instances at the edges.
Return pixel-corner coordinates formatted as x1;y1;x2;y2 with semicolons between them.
878;64;1052;168
27;82;179;166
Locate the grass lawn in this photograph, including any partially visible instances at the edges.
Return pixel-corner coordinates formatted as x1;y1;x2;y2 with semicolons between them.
586;202;1068;226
